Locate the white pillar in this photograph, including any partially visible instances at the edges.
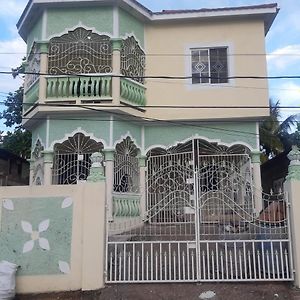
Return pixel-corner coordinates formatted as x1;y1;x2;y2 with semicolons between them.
139;156;147;219
42;150;53;186
103;149;115;221
28;159;35;185
38;42;49;102
251;151;263;214
284;146;300;287
111;39;122;106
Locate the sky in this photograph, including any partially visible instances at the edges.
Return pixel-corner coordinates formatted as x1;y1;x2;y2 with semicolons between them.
0;0;300;131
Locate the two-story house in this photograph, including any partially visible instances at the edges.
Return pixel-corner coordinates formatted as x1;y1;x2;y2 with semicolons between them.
15;0;289;285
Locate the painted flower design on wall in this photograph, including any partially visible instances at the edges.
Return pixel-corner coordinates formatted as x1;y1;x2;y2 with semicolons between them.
21;219;50;253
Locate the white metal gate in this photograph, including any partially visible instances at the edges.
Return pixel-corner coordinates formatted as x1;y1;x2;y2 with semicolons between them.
106;145;293;283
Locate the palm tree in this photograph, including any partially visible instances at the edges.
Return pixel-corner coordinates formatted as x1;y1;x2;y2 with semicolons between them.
260;100;297;160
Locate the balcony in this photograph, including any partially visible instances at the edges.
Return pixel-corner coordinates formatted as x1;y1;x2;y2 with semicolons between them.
23;28;146;116
46;75;112;103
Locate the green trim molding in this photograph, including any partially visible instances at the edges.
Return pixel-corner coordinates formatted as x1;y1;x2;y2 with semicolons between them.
251;151;261;164
112;38;123;51
287;164;300;181
287;146;300;181
103;149;115;161
138;156;147;167
42;150;54;163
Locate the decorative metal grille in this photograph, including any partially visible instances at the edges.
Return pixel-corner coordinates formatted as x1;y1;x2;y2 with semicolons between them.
113;137;140;193
25;44;40;90
52;133;103;185
48;27;112;75
121;36;145;84
106;139;293;283
191;47;228;84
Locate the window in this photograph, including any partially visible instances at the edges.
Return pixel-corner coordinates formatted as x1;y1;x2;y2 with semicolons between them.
191;47;228;84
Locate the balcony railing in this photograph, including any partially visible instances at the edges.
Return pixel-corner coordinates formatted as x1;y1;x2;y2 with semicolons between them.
23;79;39;113
46;75;112;102
120;78;146;107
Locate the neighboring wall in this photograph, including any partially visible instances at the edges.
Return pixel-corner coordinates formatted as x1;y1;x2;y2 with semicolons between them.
0;182;106;293
145;18;269;120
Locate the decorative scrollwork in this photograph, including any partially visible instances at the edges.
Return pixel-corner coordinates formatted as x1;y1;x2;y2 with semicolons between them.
53;133;104;185
115;136;139;157
114;137;140;193
48;27;112;75
32;139;44;160
121;36;145;84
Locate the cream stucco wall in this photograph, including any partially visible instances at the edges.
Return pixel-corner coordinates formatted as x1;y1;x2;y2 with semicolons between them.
0;182;106;294
144;18;269;120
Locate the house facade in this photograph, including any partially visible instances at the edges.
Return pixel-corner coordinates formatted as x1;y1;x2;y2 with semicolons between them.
4;0;300;294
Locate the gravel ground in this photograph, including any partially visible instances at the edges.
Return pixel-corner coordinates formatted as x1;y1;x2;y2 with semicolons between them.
16;282;300;300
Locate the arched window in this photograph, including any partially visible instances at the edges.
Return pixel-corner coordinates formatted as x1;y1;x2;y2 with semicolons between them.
48;27;112;75
120;36;145;84
52;133;103;184
113;137;140;193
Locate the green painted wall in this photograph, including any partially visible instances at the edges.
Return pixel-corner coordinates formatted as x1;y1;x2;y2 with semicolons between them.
119;9;144;47
48;117;110;148
47;7;113;38
27;16;43;54
0;197;73;275
113;120;142;148
144;122;257;151
31;121;47;149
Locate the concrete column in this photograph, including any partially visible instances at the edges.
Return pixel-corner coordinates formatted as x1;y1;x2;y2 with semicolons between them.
251;151;263;214
284;146;300;287
28;159;35;186
81;181;106;290
139;156;147;219
103;149;115;221
111;39;122;106
42;150;53;185
38;42;49;102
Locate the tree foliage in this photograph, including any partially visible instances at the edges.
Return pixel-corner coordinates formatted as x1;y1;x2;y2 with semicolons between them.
260;100;299;160
0;61;31;158
1;87;24;128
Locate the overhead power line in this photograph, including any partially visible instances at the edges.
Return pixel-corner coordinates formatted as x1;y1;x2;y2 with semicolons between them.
1;51;300;57
1;70;300;80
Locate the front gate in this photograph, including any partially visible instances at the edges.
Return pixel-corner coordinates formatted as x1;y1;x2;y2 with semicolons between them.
106;144;293;283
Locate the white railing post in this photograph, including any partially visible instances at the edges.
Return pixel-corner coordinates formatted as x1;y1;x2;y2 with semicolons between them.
251;151;263;214
285;145;300;287
139;155;147;219
103;149;115;221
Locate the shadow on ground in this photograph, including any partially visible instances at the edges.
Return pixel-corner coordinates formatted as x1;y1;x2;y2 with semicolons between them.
16;282;300;300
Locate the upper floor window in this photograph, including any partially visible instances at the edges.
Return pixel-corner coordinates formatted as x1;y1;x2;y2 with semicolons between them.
48;27;112;75
191;47;228;84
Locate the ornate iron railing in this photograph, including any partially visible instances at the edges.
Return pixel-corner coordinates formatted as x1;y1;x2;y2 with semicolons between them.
48;27;112;75
52;133;103;185
121;36;145;84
